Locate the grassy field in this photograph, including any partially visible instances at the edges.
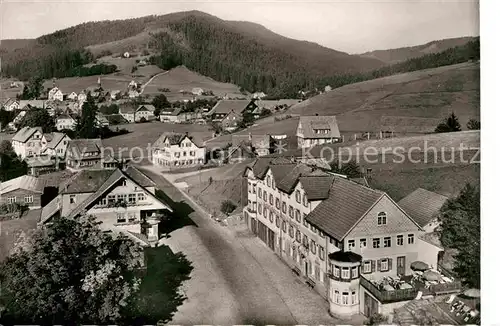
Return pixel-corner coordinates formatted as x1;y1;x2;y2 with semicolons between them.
0;79;23;100
102;121;213;160
142;66;243;98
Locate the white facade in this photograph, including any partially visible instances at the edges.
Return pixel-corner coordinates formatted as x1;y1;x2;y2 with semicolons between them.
67;92;78;101
153;135;206;170
56;117;77;131
48;87;64;101
41;134;71;158
12;128;44;159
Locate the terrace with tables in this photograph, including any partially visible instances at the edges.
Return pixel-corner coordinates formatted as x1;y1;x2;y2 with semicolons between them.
437;292;480;325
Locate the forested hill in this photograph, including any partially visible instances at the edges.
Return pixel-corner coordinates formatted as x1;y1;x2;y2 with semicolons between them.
0;11;480;98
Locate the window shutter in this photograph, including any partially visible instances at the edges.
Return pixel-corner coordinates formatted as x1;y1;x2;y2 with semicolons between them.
377;259;381;272
388;258;393;271
371;260;376;273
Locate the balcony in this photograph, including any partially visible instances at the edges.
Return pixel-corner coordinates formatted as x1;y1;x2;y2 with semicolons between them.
360;275;418;304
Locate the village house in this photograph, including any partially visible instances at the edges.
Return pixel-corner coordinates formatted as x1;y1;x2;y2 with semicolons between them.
191;87;204;96
41;132;71;158
252;92;267;99
0;175;43;209
128;80;138;89
19;100;47;111
119;104;136;123
243;157;447;319
152;132;206;170
40;166;173;245
110;90;121;100
56;114;77;131
296;115;341;149
2;99;20;111
232;134;271;157
209;99;256;122
48;87;64;102
25;155;59;176
7;111;26;131
136;104;156;121
66;139;118;171
67;92;78;101
128;90;140;99
11;126;44;159
398;188;449;233
77;91;87;103
159;108;182;123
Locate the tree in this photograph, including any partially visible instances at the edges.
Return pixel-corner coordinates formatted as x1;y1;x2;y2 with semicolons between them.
76;93;98;138
0;216;143;324
99;104;119;115
20;76;44;100
329;160;362;178
220;200;236;215
438;183;480;289
18;107;55;133
435;112;462;133
466;119;480;130
0;140;28;181
260;108;272;118
152;94;169;116
0;109;15;129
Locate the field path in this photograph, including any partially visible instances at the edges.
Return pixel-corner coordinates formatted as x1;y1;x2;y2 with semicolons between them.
140;69;170;94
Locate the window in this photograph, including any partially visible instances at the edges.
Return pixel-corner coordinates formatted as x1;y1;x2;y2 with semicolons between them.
295;190;301;203
190;151;195;156
303;234;309;248
117;194;126;203
347;240;355;250
275;197;280;208
351;291;357;305
258;203;262;214
334;290;340;304
263;191;267;202
107;194;116;204
319;246;325;260
289;225;294;238
373;238;380;248
137;193;145;201
289;205;293;217
258;188;262;198
282;221;287;233
128;213;136;222
272;179;276;189
363;261;372;273
295;209;301;223
275;217;280;228
121;179;127;186
7;196;16;204
341;267;350;279
269;194;274;204
377;212;387;225
69;195;75;204
351;266;358;278
310;239;316;254
397;235;404;246
263;208;268;218
383;237;392;248
380;258;389;272
253;184;256;194
296;230;301;242
24;195;33;203
99;197;107;206
408;234;415;244
282;202;287;214
128;193;136;204
342;292;349;305
360;238;367;248
117;213;126;223
302;193;307;207
269;211;274;223
319;230;325;238
333;266;340;278
266;176;271;187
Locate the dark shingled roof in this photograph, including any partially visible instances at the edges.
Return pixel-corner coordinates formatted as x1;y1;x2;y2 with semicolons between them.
298;115;340;139
306;177;384;241
12;127;43;143
398;188;448;228
300;175;335;200
60;169;116;194
328;250;362;263
152;132;204;148
67;139;103;158
124;165;156;188
210;99;252;115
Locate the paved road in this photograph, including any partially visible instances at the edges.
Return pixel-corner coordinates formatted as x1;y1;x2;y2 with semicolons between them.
141;166;339;325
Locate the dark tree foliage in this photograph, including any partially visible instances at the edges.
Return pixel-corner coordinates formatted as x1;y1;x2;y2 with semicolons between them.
18;107;55;133
152;94;169;116
438;184;480;289
19;76;44;100
0;109;16;129
329;160;362;178
220;200;237;215
75;93;98;138
435;112;462;133
466;119;480;130
0;140;28;181
99;103;120;115
70;63;118;77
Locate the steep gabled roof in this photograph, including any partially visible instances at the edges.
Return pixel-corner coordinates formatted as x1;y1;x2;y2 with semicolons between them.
138;104;155;112
59;169;116;194
298;115;340;139
305;177;384;241
210;100;252;115
66;139;103;158
0;175;44;195
398;188;449;228
123;165;156;188
19;100;46;110
12;126;43;143
152;132;204;148
44;132;67;149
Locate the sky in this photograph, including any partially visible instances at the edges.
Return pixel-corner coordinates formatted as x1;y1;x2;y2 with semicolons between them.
0;0;479;54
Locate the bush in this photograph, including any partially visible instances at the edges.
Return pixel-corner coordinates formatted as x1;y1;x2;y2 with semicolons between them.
365;313;388;325
220;200;236;215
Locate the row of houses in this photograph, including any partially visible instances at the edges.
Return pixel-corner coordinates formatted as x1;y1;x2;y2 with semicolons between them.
242;156;451;318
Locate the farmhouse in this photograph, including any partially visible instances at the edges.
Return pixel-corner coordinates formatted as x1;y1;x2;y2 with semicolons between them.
209;99;255;122
398;188;449;233
11;126;44;159
56;114;77;131
243;157;448;318
77;91;87;103
296;115;341;149
66;139;118;171
0;175;43;209
2;99;20;111
232;134;271;157
40;166;173;245
25;155;59;176
41;132;71;158
67;92;78;101
128;90;140;98
96;112;110;127
191;87;204;96
48;87;64;102
119;104;155;122
152;132;206;170
159;108;182;123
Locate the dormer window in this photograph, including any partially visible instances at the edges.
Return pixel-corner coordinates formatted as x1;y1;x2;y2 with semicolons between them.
295;190;301;203
377;212;387;225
